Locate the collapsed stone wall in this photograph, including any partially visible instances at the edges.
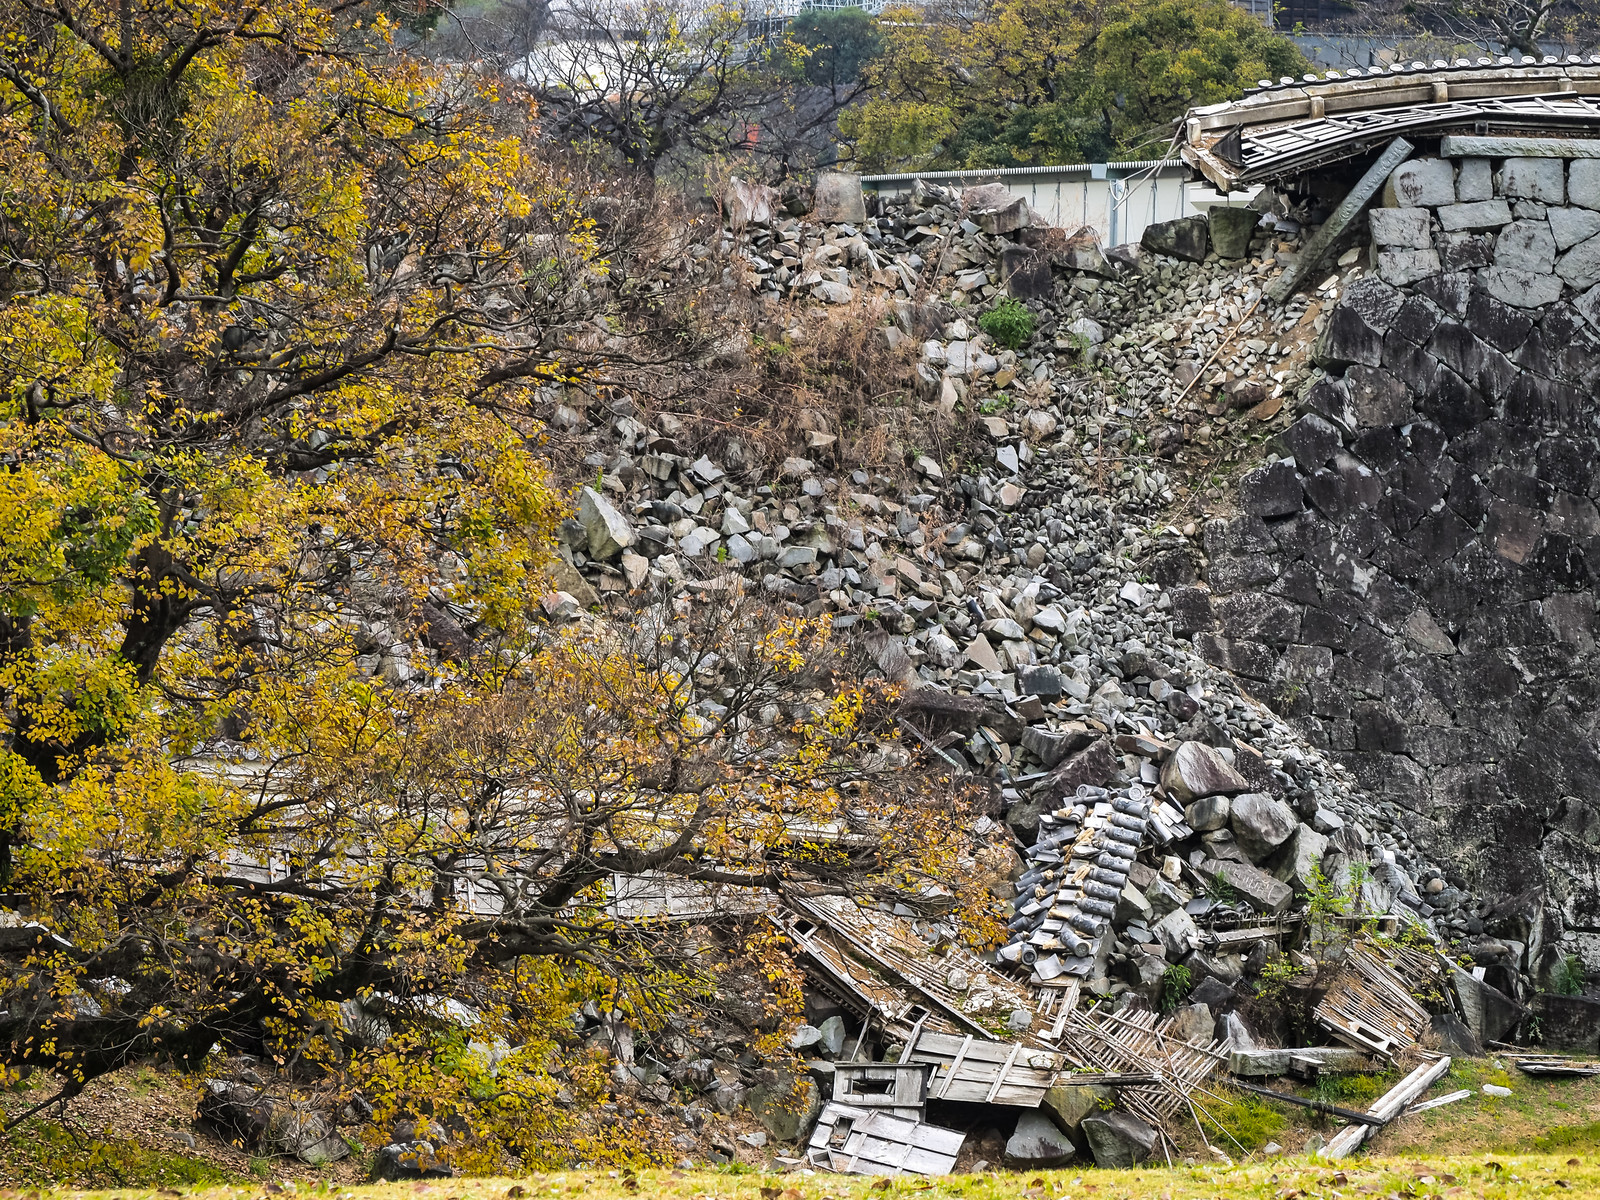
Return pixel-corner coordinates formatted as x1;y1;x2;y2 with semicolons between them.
1175;152;1600;992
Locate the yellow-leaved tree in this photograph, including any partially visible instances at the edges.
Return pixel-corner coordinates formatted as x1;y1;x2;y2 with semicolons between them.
0;0;995;1168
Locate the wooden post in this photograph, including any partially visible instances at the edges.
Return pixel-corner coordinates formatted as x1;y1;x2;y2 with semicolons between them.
1322;1055;1451;1159
1266;136;1413;304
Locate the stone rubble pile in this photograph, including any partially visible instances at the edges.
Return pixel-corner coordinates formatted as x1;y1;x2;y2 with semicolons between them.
534;183;1490;1032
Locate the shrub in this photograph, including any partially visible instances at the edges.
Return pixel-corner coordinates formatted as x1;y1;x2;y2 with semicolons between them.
1160;963;1193;1014
978;297;1037;350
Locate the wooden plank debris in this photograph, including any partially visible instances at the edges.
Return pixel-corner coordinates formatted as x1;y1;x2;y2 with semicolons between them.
1322;1055;1452;1159
806;1103;965;1176
783;895;1037;1040
1506;1054;1600;1078
1055;1003;1232;1136
907;1029;1067;1107
1313;938;1438;1058
1406;1088;1472;1114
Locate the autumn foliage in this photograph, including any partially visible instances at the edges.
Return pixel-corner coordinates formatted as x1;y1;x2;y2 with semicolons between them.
0;0;992;1167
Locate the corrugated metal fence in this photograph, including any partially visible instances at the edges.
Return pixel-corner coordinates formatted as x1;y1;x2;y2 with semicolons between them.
861;161;1250;249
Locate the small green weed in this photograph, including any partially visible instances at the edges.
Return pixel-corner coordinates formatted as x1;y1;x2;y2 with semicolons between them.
1160;963;1192;1015
977;297;1036;350
1205;869;1237;905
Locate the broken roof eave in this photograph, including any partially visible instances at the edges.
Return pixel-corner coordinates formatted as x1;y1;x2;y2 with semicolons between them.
1183;92;1600;191
1180;58;1600;191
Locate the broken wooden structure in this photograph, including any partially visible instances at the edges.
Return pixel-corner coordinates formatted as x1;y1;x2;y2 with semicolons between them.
1314;939;1441;1059
806;1104;965;1176
831;1061;938;1119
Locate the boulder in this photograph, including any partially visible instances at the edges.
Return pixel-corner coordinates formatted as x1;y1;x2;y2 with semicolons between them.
1557;231;1600;290
812;172;866;224
1571;158;1600;210
1437;198;1513;232
1043;735;1118;797
1229;792;1297;862
1368;207;1433;248
1271;823;1331;893
1457;157;1494;201
1483;266;1563;308
1160;741;1250;802
1529;993;1600;1054
196;1081;275;1151
1275;414;1342;473
1494;220;1557;275
1002;245;1052;298
1315;276;1403;368
1141;216;1209;263
1208;207;1259;258
1427;1010;1484;1057
1166;1001;1213;1043
1548;206;1600;250
577;486;636;561
1377;248;1442;287
1082;1110;1158;1168
1184;795;1230;832
1151;907;1199;958
817;1014;850;1058
747;1072;822;1142
1499;157;1564;203
372;1142;453;1181
1450;965;1528;1045
1041;1083;1115;1152
975;195;1031;236
1022;722;1095;767
1004;1110;1077;1167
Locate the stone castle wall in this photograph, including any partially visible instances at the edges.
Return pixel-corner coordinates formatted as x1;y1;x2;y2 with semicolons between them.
1173;152;1600;986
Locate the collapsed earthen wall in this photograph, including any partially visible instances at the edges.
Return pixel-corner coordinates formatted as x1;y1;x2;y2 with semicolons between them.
1175;153;1600;985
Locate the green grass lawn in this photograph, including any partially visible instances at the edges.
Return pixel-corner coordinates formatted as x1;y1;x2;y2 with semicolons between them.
29;1154;1600;1200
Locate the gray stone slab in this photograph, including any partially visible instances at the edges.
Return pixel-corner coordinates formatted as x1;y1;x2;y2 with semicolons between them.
1437;199;1512;232
1549;206;1600;250
1386;157;1455;207
1571;159;1600;211
1557;231;1600;289
1229;1047;1373;1077
1198;858;1292;915
1493;220;1557;274
1456;157;1495;202
1378;248;1441;286
1482;266;1564;308
1441;134;1600;159
1499;157;1565;203
1368;207;1433;248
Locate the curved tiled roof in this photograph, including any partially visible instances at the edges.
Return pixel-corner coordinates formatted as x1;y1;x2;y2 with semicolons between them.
1182;58;1600;191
